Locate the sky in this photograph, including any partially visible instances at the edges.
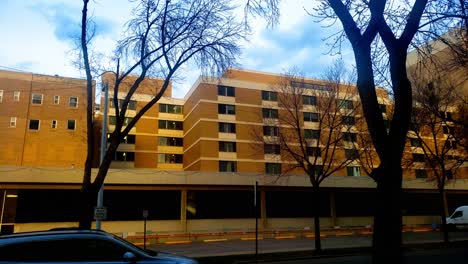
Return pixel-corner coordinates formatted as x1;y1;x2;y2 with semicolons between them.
0;0;354;98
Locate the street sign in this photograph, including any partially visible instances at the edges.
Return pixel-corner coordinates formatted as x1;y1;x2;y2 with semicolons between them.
143;209;149;219
94;207;107;220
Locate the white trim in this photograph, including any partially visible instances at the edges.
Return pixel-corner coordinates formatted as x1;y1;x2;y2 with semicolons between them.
9;117;16;128
67;119;76;130
51;120;58;129
0;90;3;102
31;93;43;105
13;91;20;102
69;96;78;108
53;95;60;105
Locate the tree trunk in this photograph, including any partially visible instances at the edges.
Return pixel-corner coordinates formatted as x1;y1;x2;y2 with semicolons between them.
372;166;403;264
312;186;322;254
78;185;97;229
439;188;449;243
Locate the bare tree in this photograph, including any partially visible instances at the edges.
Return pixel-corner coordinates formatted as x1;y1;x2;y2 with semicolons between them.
253;62;361;252
409;77;467;243
313;1;467;262
78;0;273;229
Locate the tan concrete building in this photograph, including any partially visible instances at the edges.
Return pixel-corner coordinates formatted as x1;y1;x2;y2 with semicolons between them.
0;70;88;168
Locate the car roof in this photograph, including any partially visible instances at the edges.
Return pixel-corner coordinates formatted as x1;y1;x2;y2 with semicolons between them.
0;229;112;240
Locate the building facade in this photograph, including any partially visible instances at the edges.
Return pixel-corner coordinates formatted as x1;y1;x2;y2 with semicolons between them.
1;68;467;235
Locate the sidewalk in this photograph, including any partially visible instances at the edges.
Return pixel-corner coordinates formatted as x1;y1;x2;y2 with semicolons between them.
147;230;468;258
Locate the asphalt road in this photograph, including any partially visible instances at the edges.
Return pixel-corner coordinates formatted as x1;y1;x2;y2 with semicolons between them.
152;231;468;258
261;247;468;263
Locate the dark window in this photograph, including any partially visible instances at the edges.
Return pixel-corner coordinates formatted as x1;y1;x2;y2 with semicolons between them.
218;104;236;115
302;95;317;105
443;125;454;135
311;165;324;176
410;138;422;147
158;137;183;146
337;99;354;109
304;129;320;139
347;166;361;176
345;149;359;160
219;122;236;133
291;81;330;91
379;104;387;114
158;154;183;163
123;135;136;144
304;112;319;122
158;120;183;130
451;210;463;218
342;116;355;125
263;126;279;136
219;141;237;152
113;152;135;161
262;91;277;101
109;116;133;126
265;163;281;174
262;108;278;118
159;103;183;114
415;169;427;178
29;119;40;130
109;99;137;110
218;85;235;96
69;96;78;108
447;170;454;180
67;120;76;130
343;132;357;142
219;161;237;172
307;147;321;157
264;144;280;154
412;153;425;162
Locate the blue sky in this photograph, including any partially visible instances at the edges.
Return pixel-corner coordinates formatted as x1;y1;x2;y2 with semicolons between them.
0;0;354;98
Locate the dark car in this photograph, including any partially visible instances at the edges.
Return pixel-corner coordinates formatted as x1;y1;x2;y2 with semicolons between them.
0;229;197;263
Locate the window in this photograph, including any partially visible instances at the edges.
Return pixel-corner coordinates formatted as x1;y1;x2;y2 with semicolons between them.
218;85;235;97
440;111;453;121
109;99;137;110
415;169;427;179
337;99;354;109
379;104;387;114
410;138;422;147
451;210;463;219
122;135;136;144
302;95;317;106
69;96;78;108
219;161;237;172
0;90;3;102
10;117;16;128
67;120;76;130
109;116;133;126
343;132;357;142
31;93;43;104
347;166;361;176
264;144;280;154
263;126;279;136
265;163;281;174
158;153;183;163
442;125;454;135
262;91;277;101
304;112;319;122
412;153;425;162
159;104;183;114
262;108;278;118
158;137;183;146
29;119;40;130
304;129;320;139
53;95;60;104
114;152;135;161
307;147;321;157
51;120;57;129
13;91;20;101
345;149;359;160
218;104;236;115
342;116;355;125
291;81;329;91
219;122;236;133
219;141;236;152
158;120;183;130
447;170;454;180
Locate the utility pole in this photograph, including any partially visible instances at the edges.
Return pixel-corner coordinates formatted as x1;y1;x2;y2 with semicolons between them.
96;82;109;230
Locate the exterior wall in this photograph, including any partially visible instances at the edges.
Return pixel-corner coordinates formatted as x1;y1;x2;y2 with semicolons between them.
0;70;88;168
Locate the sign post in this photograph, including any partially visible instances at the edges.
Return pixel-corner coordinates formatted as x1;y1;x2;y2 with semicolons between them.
94;207;107;222
143;209;149;250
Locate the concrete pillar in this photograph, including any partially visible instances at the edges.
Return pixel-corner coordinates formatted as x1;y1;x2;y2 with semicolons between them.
261;190;267;229
330;191;337;227
180;190;187;233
